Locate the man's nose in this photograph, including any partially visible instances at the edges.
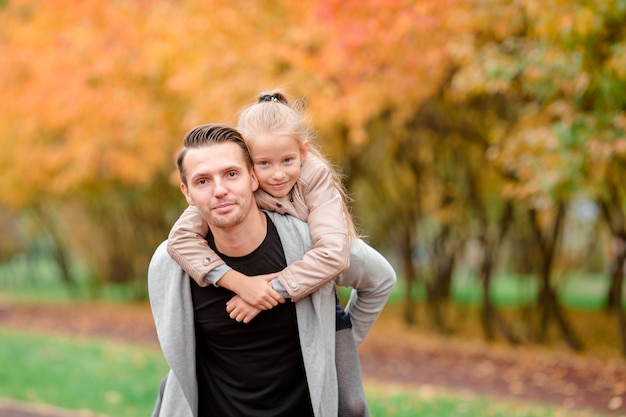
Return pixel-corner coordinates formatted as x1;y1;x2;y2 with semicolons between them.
214;180;228;196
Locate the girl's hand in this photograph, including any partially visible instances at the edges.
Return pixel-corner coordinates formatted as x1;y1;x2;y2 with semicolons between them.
236;276;285;309
219;270;285;309
257;272;279;283
226;295;262;323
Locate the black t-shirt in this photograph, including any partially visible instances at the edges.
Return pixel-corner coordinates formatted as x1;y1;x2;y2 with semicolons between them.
190;214;314;417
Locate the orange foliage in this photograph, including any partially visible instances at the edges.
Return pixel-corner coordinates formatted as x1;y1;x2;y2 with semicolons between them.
0;0;471;208
292;0;473;145
0;0;174;207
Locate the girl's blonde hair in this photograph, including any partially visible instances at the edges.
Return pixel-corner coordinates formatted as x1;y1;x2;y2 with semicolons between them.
237;89;357;239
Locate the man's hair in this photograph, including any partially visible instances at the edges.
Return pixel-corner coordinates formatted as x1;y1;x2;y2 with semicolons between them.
176;123;253;186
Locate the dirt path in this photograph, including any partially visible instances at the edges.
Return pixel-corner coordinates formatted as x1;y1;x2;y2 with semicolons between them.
0;399;105;417
360;328;626;415
1;301;625;416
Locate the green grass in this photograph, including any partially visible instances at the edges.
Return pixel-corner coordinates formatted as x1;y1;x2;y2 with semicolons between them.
0;328;608;417
0;328;168;417
0;254;140;302
366;384;606;417
451;270;618;310
2;253;620;310
374;270;619;310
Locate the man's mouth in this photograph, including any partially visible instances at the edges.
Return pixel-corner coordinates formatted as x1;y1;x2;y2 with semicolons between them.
213;202;235;213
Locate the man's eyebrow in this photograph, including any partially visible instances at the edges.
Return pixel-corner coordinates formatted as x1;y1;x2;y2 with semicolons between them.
189;171;209;182
190;165;242;180
222;164;244;172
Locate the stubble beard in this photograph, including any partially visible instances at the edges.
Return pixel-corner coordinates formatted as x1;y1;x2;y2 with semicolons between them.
208;197;250;230
210;211;245;229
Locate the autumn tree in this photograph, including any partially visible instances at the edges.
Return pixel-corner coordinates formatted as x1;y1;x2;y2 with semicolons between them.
0;0;313;295
448;0;626;351
1;0;623;356
288;0;475;329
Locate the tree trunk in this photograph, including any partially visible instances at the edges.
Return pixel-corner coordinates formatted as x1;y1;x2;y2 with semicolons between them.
616;275;626;357
605;236;626;311
528;202;582;351
596;197;626;356
607;238;626;357
426;225;457;333
31;207;77;296
478;201;519;344
426;266;452;333
480;251;520;344
399;226;417;326
49;237;75;292
608;237;626;357
480;252;496;341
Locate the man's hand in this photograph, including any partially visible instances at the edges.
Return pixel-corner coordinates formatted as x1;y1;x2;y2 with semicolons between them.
218;270;285;309
226;295;262;323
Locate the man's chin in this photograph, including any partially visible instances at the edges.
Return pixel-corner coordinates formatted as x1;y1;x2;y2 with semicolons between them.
209;213;243;230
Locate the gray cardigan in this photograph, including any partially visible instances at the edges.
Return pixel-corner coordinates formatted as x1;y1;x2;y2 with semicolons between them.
148;211;396;417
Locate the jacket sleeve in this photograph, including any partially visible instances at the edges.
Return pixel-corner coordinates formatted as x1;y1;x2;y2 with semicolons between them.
335;238;397;345
275;157;352;302
148;241;198;417
167;205;227;287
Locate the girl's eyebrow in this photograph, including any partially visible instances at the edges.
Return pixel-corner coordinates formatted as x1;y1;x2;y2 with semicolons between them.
255;152;298;158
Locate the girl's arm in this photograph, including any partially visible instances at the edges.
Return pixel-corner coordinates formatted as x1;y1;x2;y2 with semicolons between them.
258;156;353;302
167;206;224;286
167;206;284;309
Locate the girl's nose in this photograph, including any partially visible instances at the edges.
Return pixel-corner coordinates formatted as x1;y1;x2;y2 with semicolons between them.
271;168;285;180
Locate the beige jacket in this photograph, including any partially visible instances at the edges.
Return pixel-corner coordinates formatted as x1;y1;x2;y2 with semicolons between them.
167;154;351;302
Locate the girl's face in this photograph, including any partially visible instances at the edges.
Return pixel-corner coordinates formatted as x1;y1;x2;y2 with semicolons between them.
246;133;308;198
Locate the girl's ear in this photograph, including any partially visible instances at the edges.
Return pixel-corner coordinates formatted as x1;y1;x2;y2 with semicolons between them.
300;140;310;162
250;168;260;192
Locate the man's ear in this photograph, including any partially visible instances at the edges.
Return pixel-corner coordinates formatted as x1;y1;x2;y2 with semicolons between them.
180;183;195;206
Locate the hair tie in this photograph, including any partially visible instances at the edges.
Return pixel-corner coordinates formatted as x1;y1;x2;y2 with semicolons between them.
260;94;279;102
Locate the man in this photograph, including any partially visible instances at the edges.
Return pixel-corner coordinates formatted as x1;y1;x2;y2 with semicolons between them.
148;124;394;417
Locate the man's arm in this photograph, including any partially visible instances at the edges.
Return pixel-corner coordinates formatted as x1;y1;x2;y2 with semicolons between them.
147;241;198;413
335;238;397;345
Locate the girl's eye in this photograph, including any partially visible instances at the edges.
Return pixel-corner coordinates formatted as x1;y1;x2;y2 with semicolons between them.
283;158;294;165
257;161;270;167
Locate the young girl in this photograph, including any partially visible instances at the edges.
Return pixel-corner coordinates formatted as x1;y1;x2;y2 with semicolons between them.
168;90;395;416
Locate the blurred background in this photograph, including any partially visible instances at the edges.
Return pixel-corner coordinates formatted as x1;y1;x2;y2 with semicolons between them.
1;0;626;416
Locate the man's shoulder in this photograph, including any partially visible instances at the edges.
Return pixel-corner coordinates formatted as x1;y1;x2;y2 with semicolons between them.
148;240;184;282
150;240;170;267
265;210;307;227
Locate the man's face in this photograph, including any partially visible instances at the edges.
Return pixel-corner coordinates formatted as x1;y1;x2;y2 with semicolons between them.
180;142;259;230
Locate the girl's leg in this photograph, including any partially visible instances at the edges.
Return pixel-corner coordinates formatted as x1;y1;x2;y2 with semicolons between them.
336;328;370;417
